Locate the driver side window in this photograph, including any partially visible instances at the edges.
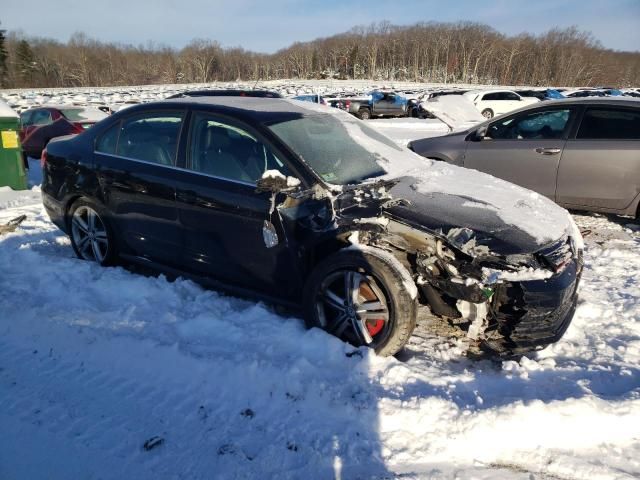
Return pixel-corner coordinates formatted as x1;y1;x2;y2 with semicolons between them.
486;109;573;140
188;113;290;183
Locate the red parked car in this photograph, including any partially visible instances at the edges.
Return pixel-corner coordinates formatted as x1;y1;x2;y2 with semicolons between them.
19;105;109;160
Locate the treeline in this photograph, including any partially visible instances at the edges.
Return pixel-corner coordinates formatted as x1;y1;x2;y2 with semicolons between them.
1;21;639;89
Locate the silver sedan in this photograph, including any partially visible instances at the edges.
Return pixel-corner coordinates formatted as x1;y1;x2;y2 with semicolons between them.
409;98;640;218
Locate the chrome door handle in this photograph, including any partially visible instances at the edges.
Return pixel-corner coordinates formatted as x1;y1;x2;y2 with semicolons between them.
535;147;561;155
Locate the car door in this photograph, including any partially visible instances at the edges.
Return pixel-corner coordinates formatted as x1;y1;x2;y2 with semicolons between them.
556;105;640;211
366;91;382;115
173;111;301;298
93;110;185;266
463;106;577;200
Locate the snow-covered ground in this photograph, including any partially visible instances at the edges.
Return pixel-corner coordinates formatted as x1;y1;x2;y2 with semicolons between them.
368;117;450;145
1;156;639;479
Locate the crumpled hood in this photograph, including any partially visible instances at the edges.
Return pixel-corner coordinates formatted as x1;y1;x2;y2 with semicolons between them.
380;162;575;256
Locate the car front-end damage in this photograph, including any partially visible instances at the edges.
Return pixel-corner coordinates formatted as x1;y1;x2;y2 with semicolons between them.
346;212;582;356
275;176;584;357
257;109;584;355
412;226;582;355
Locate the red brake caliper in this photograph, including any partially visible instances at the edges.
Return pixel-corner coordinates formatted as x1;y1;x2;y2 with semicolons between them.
359;281;385;337
366;320;385;336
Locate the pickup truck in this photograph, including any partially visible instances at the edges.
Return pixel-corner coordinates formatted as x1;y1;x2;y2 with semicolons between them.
345;90;408;119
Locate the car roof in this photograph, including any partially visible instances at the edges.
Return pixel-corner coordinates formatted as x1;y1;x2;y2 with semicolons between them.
166;89;283;99
524;97;640;108
464;89;517;95
25;104;95;111
117;96;340;124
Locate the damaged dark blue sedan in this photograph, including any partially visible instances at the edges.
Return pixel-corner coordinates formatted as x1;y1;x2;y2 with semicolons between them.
41;97;583;357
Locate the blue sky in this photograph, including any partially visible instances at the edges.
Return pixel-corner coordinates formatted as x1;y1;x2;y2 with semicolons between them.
2;0;638;52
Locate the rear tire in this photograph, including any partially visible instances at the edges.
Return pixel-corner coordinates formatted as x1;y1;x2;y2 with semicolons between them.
481;108;494;119
68;198;116;266
303;248;417;356
358;108;371;120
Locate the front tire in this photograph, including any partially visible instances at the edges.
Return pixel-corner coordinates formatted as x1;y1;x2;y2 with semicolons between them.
481;108;494;119
68;198;116;266
303;248;417;356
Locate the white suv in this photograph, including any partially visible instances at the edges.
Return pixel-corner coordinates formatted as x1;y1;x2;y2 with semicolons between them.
463;89;539;118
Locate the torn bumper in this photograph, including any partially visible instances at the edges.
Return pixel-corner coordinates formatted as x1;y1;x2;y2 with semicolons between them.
483;255;582;355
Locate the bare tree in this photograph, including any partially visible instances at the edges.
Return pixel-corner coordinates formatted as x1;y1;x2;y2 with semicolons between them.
2;22;638;88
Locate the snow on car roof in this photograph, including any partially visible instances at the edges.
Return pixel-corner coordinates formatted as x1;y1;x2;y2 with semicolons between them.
162;96;344;118
463;89;519;95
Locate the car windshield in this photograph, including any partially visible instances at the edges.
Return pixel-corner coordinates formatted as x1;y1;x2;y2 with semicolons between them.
266;113;423;185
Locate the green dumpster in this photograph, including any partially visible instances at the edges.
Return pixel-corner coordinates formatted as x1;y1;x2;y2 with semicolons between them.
0;99;28;191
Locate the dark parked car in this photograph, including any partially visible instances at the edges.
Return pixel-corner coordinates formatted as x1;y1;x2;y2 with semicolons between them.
41;97;583;357
19;105;108;159
409;98;640;218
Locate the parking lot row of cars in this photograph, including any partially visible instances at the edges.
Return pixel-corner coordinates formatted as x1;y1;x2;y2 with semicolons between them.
293;86;640;121
7;85;640;220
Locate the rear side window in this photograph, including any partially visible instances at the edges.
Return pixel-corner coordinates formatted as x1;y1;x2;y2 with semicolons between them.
116;112;184;165
576;108;640;139
482;93;501;101
95;122;120;155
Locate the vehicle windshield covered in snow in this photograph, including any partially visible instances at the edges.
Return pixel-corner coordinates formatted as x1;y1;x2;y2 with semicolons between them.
267;113;420;185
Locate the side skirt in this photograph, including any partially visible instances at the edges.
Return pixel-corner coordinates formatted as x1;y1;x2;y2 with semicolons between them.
119;253;302;315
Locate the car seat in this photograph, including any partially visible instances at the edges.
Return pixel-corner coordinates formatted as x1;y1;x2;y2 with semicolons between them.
197;125;253;182
120;132;173;165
